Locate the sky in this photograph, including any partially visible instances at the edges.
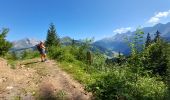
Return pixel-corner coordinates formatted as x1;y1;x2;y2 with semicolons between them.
0;0;170;41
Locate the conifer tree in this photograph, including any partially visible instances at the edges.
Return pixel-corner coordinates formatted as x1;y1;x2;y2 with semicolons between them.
45;23;60;48
145;33;151;47
145;31;168;76
71;38;75;46
154;30;161;42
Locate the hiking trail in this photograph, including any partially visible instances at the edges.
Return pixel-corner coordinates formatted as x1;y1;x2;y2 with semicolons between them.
0;58;92;100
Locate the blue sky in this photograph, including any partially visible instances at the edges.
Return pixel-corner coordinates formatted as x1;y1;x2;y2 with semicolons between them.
0;0;170;41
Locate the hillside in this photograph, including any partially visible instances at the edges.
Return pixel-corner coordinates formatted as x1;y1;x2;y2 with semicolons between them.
94;22;170;55
0;58;91;100
11;37;114;57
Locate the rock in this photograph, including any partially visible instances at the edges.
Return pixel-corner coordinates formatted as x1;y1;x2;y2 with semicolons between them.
0;77;8;83
6;86;13;90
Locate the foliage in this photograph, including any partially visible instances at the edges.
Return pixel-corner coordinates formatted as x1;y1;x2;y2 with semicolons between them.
165;44;170;98
56;90;67;100
76;38;93;62
126;28;145;79
10;51;19;60
154;30;161;42
60;61;96;85
126;29;168;77
145;33;152;48
47;32;169;99
48;46;75;62
86;51;92;65
20;50;39;60
91;52;106;71
5;24;168;99
7;50;39;60
0;28;12;56
142;41;168;76
45;23;60;48
88;68;167;100
129;28;144;56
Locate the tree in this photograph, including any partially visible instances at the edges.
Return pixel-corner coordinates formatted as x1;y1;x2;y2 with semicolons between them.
148;42;168;76
21;50;28;59
142;31;168;76
45;23;60;48
154;30;161;42
11;51;18;60
71;38;75;46
76;38;93;61
0;28;12;56
151;30;168;76
145;33;151;48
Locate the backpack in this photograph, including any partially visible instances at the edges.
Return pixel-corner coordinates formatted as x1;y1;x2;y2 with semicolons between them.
36;44;41;52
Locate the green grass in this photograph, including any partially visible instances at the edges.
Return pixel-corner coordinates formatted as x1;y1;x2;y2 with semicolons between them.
7;59;18;69
58;60;168;100
59;60;95;85
58;60;110;90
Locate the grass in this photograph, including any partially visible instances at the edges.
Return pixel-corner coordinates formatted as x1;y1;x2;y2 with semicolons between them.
56;90;67;100
13;96;21;100
7;59;18;69
58;60;107;87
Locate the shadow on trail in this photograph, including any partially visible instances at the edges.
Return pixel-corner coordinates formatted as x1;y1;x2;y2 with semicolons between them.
22;61;40;66
38;82;57;100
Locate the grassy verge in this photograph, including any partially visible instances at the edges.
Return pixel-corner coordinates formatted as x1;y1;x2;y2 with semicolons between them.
59;60;95;85
58;60;107;87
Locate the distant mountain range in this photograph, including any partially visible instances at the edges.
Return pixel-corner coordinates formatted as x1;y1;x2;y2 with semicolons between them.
10;38;40;51
93;22;170;55
11;22;170;56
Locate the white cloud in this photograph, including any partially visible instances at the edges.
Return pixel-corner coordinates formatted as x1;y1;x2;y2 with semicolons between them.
148;10;170;24
113;27;132;34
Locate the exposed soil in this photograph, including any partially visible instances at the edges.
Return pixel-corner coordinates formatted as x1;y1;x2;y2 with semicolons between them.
0;58;92;100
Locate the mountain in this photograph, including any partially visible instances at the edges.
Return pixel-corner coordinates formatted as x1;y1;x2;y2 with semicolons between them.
12;22;170;56
11;38;40;51
60;36;82;45
11;37;114;57
94;22;170;55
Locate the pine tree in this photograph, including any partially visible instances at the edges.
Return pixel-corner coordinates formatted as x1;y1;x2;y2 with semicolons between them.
145;33;151;48
0;28;12;56
144;31;168;76
71;38;75;46
45;23;60;48
151;42;168;76
154;30;161;42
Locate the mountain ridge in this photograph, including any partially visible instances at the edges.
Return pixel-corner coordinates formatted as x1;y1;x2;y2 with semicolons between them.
93;22;170;55
11;22;170;55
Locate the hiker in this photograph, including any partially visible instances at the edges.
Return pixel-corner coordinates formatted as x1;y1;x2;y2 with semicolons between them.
37;41;47;62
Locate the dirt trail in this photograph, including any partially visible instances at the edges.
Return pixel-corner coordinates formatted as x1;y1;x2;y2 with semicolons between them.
0;58;92;100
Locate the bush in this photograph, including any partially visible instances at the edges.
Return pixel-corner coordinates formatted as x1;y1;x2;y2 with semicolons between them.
134;77;167;99
87;67;167;100
21;50;39;59
48;46;75;62
7;51;19;60
91;52;105;71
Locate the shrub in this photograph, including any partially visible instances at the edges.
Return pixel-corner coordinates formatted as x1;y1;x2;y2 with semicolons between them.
48;46;75;62
87;68;167;100
91;52;105;71
21;50;39;59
